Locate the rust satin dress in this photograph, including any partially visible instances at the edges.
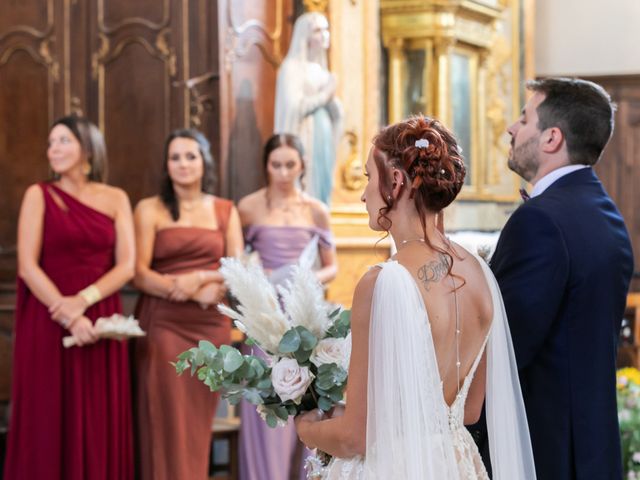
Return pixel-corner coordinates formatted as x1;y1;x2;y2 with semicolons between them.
134;198;232;480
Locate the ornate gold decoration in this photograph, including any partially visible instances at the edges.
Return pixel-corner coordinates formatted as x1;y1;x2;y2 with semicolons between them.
224;0;284;71
156;28;177;77
91;33;110;79
342;131;366;191
303;0;329;12
381;0;522;201
70;96;84;117
485;32;512;184
39;37;60;81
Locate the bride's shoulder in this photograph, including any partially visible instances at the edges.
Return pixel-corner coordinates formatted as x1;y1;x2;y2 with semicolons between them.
355;266;381;296
349;267;382;327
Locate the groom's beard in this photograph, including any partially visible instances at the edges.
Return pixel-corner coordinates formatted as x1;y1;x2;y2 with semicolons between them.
508;136;539;182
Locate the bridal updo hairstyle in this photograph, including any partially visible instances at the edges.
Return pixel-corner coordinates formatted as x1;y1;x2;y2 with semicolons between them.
372;115;466;231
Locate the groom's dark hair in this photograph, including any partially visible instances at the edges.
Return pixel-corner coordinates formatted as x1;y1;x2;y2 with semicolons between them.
527;77;616;166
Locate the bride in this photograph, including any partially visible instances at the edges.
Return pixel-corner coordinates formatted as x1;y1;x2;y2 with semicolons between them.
295;116;536;479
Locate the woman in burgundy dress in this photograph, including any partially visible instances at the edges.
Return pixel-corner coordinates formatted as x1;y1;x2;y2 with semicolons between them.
4;116;135;480
133;129;243;480
237;133;338;480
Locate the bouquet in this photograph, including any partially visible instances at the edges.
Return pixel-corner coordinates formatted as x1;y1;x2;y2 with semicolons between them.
617;367;640;479
62;313;145;348
174;257;351;473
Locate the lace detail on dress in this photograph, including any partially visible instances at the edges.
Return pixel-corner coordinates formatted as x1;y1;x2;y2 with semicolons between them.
446;334;491;480
323;456;365;480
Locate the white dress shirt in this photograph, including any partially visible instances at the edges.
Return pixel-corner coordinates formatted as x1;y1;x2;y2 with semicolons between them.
530;164;590;198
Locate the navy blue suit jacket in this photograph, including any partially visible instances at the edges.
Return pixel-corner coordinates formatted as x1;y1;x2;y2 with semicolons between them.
490;168;633;479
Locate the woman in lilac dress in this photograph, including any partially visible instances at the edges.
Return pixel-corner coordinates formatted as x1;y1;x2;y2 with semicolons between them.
237;133;338;480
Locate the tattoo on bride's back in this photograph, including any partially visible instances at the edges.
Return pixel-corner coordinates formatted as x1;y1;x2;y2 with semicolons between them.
417;253;451;291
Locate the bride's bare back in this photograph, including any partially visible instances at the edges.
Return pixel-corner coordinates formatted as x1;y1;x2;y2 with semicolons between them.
394;240;493;410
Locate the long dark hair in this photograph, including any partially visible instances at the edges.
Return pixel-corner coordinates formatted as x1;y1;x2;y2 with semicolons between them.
50;115;107;182
160;128;216;220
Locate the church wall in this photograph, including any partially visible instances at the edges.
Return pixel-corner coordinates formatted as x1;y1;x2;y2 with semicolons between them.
535;0;640;77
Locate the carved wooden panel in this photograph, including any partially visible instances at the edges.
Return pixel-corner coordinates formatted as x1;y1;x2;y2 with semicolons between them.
103;0;168;28
87;0;181;206
0;0;61;280
592;75;640;292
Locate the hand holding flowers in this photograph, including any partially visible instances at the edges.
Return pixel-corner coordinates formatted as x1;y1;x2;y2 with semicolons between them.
174;257;351;428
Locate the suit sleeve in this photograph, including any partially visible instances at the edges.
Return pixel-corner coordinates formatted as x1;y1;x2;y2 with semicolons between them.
490;204;570;369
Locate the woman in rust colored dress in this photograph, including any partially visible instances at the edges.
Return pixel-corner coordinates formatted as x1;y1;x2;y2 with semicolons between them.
4;116;135;480
133;128;243;480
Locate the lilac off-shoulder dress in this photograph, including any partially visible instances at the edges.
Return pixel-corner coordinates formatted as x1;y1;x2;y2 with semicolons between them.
239;224;334;480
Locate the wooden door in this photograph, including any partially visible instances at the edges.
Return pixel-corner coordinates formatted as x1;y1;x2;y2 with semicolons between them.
591;75;640;292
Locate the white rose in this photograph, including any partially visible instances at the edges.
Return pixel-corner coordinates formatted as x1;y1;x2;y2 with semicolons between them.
271;357;314;403
310;334;352;371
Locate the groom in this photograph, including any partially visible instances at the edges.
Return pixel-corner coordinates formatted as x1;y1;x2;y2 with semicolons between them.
490;78;634;479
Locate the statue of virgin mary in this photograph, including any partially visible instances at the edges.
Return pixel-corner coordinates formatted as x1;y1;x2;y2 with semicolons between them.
274;12;343;205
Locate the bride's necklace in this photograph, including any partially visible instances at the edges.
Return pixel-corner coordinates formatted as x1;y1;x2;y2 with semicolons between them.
400;237;426;246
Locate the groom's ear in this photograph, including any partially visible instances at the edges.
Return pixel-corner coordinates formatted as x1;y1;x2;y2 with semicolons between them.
541;126;564;154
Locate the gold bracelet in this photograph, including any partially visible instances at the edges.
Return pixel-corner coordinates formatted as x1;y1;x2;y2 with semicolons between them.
78;284;102;307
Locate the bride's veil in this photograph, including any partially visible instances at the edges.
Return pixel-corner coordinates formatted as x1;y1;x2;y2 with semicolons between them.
365;260;459;478
478;258;536;478
365;257;536;479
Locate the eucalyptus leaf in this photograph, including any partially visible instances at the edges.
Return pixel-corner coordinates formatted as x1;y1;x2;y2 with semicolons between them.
223;348;244;372
256;378;272;390
294;348;312;364
266;412;278;428
242;388;264;405
275;406;289;421
318;396;333;411
279;328;301;353
298;327;318;350
198;340;217;354
328;389;344;402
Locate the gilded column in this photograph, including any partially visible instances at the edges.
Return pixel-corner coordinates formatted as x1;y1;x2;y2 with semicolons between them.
387;37;405;124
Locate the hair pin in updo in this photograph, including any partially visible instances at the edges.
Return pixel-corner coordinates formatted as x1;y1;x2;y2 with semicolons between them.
415;138;429;149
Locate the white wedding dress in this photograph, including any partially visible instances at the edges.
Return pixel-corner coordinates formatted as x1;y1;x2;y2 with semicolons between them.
321;256;536;479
